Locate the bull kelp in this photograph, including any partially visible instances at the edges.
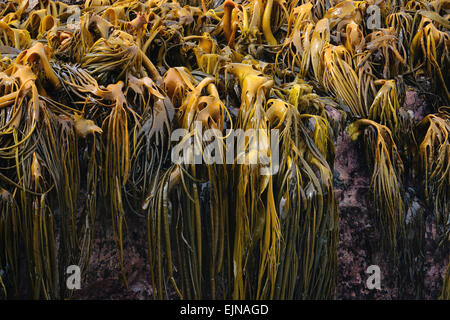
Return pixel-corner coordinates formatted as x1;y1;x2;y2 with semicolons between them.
0;0;448;300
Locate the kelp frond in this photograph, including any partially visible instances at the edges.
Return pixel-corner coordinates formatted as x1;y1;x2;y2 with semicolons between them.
348;119;405;256
416;107;449;242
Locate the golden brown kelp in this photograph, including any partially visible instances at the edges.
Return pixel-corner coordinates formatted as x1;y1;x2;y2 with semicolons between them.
410;10;450;102
144;165;182;299
0;47;94;298
344;21;378;113
174;74;229;299
310;18;330;86
96;81;133;289
145;70;230;299
225;62;281;299
277;3;314;78
127;75;174;207
0;188;20;297
399;188;426;298
440;257;450;300
143;60;340;299
50;64;104;277
81;29;161;85
127;75;176;299
323;0;364;29
298;0;328;20
348;119;405;257
321;44;364;117
182;33;225;75
0;21;31;50
284;78;329;119
363;27;407;79
416;107;449;242
271;94;338;299
262;0;288;47
1;0;449;301
0;60;58;299
55;60;148;292
386;9;412;48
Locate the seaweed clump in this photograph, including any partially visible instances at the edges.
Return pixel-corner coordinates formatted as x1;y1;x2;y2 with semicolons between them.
0;0;448;300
